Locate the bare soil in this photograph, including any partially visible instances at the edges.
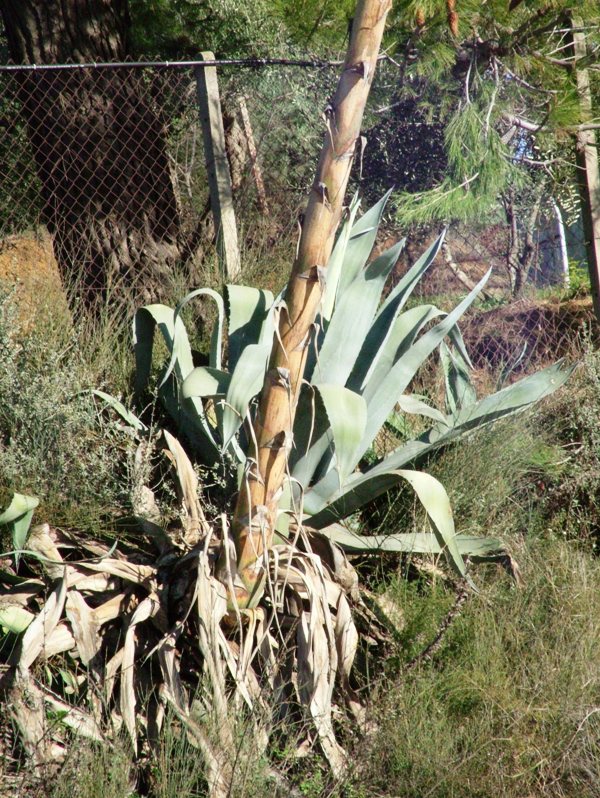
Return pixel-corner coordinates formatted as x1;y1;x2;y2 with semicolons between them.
0;231;68;332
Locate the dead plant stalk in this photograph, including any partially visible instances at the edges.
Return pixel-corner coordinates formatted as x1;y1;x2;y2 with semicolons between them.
232;0;393;605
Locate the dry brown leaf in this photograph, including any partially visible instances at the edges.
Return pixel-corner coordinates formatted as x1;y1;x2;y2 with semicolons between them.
18;567;67;670
164;429;209;546
65;590;101;665
294;556;346;778
105;646;125;705
0;578;44;607
42;689;104;741
120;595;159;751
8;672;65;764
157;632;187;712
80;558;155;584
42;621;76;658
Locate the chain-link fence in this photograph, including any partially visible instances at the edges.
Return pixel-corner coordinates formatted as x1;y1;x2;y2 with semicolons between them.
0;58;596;384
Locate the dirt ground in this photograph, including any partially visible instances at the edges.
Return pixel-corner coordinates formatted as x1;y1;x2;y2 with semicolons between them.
0;231;68;332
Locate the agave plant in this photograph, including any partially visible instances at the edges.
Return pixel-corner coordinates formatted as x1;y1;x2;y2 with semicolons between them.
134;190;571;577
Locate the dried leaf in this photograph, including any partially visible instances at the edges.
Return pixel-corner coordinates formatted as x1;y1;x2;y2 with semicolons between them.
164;429;209;546
65;591;101;665
120;596;159;751
18;568;67;670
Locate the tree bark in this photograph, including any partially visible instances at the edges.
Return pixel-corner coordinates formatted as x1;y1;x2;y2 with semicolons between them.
231;0;392;606
0;0;183;308
502;186;543;298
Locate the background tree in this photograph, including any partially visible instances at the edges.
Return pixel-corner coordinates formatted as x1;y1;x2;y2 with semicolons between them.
0;0;186;307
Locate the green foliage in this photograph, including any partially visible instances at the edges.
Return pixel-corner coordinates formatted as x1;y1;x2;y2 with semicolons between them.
0;291;132;533
534;344;600;549
128;0;286;58
130;194;571;574
372;0;600;226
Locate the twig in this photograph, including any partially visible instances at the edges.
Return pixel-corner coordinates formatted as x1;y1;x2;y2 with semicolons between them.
404;581;470;672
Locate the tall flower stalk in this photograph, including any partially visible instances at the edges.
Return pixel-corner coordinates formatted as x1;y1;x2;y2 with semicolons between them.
231;0;393;606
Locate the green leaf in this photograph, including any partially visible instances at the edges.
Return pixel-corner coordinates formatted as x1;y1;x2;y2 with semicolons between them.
162;287;225;384
0;605;34;634
348;233;445;393
317;523;504;557
321;193;361;321
397;469;468;580
352;304;444;395
92;390;148;433
396;394;448;426
336;188;393;300
312;240;404;386
439;341;476;414
182;367;231;399
225;284;274;371
133;303;221;463
221;343;271;449
133;303;194;396
359;270;491;459
308;468;468;579
314;384;367;484
304;360;574;519
0;493;39;566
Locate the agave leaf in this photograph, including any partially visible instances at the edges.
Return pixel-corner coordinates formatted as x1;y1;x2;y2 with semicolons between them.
92;390;148;433
313;385;367;484
447;323;474;370
305;361;573;521
289;387;336;491
379;233;446;319
163;429;208;546
312;240;404;386
321;193;361;322
349;234;445;393
41;690;103;742
299;305;445;493
133;304;221;463
440;341;476;414
396;394;448;426
171;287;225;373
182;367;231;399
359;270;491;460
0;493;39;566
19;569;67;669
225;284;274;371
317;523;504;557
307;469;467;579
393;470;467;579
0;605;34;634
353;304;445;395
133;304;194;395
336;188;393;300
435;360;575;435
221;342;271;449
121;596;159;752
64;591;100;666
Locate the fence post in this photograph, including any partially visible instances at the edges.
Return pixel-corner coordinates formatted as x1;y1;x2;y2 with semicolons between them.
572;18;600;320
194;51;241;281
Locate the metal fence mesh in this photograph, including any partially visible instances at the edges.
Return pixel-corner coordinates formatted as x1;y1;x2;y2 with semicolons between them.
0;59;596;385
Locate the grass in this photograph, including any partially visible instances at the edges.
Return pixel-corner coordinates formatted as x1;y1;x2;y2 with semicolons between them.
351;537;600;798
0;288;136;537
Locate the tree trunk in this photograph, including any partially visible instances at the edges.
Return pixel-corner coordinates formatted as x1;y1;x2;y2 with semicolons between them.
503;187;543;298
0;0;182;308
231;0;392;606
